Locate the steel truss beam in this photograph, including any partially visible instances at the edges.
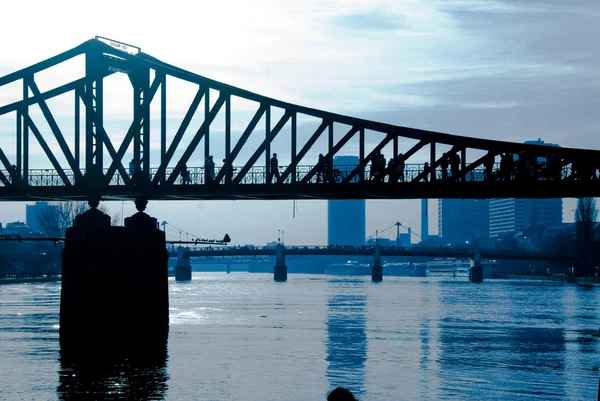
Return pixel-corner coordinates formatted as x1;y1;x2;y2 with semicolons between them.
0;37;597;202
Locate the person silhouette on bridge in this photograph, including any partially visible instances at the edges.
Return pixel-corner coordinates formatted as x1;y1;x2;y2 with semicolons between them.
268;153;280;184
317;154;326;183
182;163;191;185
449;152;460;179
440;153;449;180
129;158;136;177
370;151;379;181
396;153;405;182
205;156;215;184
328;387;357;401
377;153;386;182
222;159;234;184
423;162;430;182
387;157;396;182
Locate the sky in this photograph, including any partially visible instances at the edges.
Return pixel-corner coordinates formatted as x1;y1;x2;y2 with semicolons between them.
0;0;599;245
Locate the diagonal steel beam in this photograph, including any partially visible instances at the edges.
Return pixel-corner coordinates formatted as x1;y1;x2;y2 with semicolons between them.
342;135;393;183
0;169;10;187
300;126;360;184
450;151;494;182
233;110;292;185
78;90;130;186
0;148;16;185
0;77;93;117
279;120;328;183
152;87;204;185
411;144;458;183
25;115;71;186
97;74;162;185
214;104;266;184
0;41;89;88
28;79;83;182
166;93;227;185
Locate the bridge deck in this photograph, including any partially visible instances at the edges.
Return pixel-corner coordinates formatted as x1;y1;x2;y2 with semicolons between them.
169;246;574;263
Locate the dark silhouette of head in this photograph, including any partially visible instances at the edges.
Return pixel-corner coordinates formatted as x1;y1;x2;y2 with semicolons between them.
327;387;357;401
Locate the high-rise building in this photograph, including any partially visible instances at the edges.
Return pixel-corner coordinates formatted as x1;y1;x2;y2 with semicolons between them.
488;198;562;238
421;199;429;242
327;156;366;246
489;139;562;238
26;201;57;234
438;199;489;243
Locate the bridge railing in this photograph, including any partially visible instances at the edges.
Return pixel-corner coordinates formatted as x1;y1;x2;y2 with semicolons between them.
0;162;577;187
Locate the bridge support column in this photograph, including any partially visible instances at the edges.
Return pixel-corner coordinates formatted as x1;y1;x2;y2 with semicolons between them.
372;245;383;282
469;238;483;282
274;244;287;281
175;246;192;281
60;200;168;360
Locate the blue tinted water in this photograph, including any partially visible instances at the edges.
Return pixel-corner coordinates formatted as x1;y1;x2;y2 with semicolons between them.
0;274;599;400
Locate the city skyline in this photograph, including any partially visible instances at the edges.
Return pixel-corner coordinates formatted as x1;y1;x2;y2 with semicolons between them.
0;1;598;245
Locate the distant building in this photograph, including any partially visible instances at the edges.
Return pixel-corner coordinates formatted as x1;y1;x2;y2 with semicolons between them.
3;221;31;237
367;238;394;248
421;199;429;242
328;156;366;246
438;199;489;243
489;139;562;238
26;202;57;234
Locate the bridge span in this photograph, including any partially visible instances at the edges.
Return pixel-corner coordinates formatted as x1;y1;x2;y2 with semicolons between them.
0;37;599;201
169;245;574;264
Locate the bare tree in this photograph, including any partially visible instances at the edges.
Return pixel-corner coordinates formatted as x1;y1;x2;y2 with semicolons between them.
98;204;121;226
574;197;598;276
35;201;121;236
575;198;598;243
36;201;87;237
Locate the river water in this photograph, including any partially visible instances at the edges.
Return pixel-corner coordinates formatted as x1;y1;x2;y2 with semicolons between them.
0;274;599;401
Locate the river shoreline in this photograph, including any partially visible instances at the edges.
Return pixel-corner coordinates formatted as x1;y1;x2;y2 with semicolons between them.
1;273;598;285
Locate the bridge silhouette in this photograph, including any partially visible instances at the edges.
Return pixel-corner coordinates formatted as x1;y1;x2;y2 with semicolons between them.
168;245;575;264
0;36;599;201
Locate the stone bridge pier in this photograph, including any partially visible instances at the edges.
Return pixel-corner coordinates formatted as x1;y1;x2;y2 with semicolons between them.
175;246;192;281
469;239;483;283
60;198;169;360
372;245;383;282
274;244;287;281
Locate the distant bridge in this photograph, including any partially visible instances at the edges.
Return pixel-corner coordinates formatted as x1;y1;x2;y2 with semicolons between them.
168;246;575;264
0;36;599;201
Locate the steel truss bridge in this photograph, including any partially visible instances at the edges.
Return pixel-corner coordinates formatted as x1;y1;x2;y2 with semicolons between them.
0;37;599;201
169;246;575;264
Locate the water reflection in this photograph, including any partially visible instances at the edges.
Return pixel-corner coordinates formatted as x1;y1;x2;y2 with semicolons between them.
325;279;367;399
57;345;169;400
436;283;568;400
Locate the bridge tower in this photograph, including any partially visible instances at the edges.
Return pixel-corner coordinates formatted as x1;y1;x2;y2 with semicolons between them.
372;245;383;282
274;243;287;281
175;246;192;281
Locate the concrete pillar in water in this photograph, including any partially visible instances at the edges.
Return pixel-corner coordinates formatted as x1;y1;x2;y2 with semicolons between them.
175;246;192;281
274;244;287;281
469;237;483;283
372;245;383;282
60;198;168;360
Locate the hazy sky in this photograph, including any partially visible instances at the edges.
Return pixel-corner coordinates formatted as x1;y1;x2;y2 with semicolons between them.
0;0;598;244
